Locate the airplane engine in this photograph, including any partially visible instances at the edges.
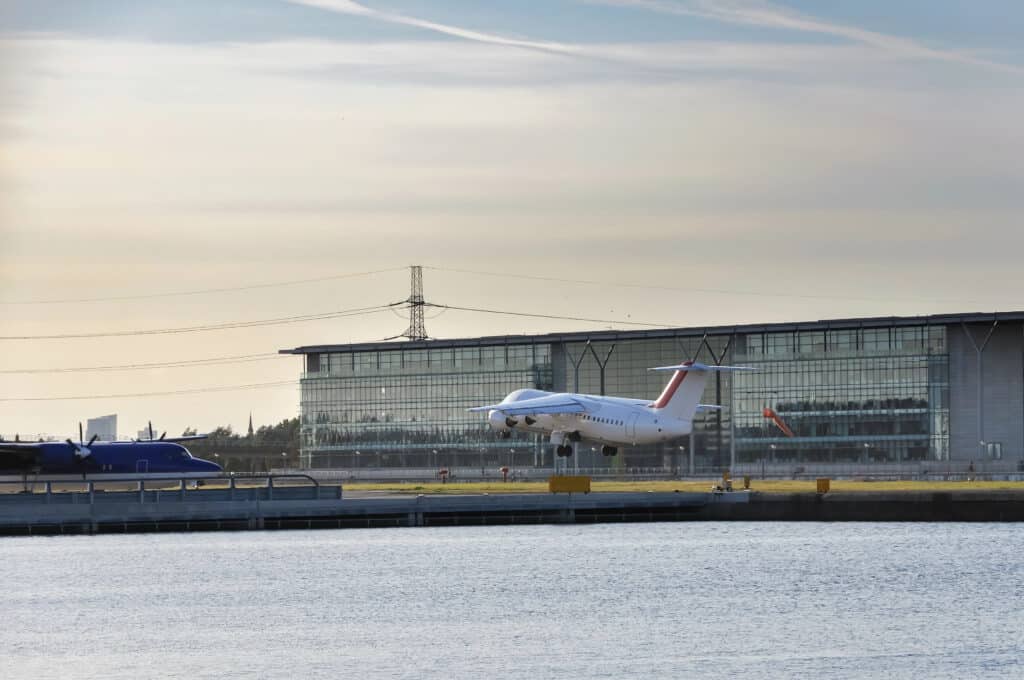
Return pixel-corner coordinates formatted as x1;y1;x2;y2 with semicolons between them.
488;410;514;431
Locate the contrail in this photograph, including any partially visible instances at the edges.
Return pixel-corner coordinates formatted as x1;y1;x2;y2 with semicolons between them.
593;0;1024;75
289;0;583;57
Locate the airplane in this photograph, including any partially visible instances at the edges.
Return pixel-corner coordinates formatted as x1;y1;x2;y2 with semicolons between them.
469;361;753;458
0;423;222;479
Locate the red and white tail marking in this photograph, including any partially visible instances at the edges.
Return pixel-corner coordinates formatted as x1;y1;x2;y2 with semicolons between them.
649;361;753;420
650;361;710;420
651;361;694;409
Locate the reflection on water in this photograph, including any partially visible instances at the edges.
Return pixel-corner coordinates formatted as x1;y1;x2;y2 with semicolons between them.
2;523;1023;679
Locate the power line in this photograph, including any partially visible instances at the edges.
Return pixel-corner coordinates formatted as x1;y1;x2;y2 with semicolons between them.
423;265;983;305
0;303;401;340
0;267;406;305
0;352;286;375
426;302;677;328
0;380;300;402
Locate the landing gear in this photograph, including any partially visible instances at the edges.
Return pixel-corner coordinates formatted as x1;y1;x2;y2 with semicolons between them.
498;430;512;439
556;444;573;457
601;445;618;457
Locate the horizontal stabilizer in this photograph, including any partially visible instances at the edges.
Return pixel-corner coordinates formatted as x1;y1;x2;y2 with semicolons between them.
695;404;722;412
648;362;755;372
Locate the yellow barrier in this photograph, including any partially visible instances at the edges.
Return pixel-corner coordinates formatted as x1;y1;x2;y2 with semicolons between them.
816;478;831;494
549;476;591;494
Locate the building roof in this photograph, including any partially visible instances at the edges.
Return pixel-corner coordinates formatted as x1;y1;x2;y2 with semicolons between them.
279;310;1021;356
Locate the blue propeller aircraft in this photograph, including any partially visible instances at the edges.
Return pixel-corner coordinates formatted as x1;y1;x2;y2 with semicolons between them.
0;423;222;479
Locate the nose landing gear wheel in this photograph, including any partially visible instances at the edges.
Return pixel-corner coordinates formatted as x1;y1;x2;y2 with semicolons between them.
601;445;618;457
556;444;573;457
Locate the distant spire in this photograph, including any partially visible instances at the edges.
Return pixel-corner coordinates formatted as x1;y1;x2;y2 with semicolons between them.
248;412;254;438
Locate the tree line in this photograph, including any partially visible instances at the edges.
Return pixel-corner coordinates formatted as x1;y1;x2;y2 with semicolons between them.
183;417;300;472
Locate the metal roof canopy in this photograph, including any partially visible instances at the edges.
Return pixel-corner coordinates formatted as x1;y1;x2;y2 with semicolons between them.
279;310;1023;356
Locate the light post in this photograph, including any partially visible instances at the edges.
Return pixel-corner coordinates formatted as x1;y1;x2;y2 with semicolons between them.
281;451;287;470
354;450;361;469
767;443;777;479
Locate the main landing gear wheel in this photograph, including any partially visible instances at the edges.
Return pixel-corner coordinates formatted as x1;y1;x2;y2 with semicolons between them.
556;444;573;458
601;445;618;457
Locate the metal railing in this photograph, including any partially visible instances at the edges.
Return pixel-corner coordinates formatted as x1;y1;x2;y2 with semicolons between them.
280;461;1024;483
0;473;334;503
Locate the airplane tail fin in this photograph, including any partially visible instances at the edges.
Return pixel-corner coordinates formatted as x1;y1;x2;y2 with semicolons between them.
648;361;753;420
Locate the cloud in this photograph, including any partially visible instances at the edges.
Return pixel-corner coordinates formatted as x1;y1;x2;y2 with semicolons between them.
593;0;1024;75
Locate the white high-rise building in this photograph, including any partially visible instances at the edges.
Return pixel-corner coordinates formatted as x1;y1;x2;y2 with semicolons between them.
86;414;117;442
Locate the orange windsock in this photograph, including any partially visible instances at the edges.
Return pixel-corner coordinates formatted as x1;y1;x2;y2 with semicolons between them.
763;407;795;438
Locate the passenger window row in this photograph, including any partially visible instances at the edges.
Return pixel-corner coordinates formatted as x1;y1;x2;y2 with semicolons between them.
579;414;624;426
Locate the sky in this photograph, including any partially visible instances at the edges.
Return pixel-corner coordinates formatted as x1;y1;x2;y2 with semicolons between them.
1;0;1022;438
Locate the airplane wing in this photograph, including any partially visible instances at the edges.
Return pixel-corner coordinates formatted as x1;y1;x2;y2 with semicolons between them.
0;443;43;471
128;434;209;443
468;394;593;416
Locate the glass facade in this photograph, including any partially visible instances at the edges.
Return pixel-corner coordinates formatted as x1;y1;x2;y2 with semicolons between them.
295;322;952;470
732;326;949;463
300;344;553;469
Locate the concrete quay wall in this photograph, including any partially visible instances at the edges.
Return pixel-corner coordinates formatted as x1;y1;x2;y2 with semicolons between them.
3;490;1024;536
705;491;1024;522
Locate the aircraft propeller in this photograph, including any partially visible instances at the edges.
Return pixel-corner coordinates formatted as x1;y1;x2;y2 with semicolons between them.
144;421;167;441
65;422;97;460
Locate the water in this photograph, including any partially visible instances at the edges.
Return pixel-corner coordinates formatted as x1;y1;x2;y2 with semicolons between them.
2;523;1022;679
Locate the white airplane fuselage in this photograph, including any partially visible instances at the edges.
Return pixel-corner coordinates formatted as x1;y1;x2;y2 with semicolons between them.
472;361;749;457
486;389;690;448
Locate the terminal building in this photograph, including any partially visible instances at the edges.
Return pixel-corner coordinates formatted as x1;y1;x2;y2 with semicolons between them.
280;311;1023;473
86;414;118;443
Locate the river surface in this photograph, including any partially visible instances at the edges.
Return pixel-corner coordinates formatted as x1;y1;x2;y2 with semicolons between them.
2;522;1022;679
